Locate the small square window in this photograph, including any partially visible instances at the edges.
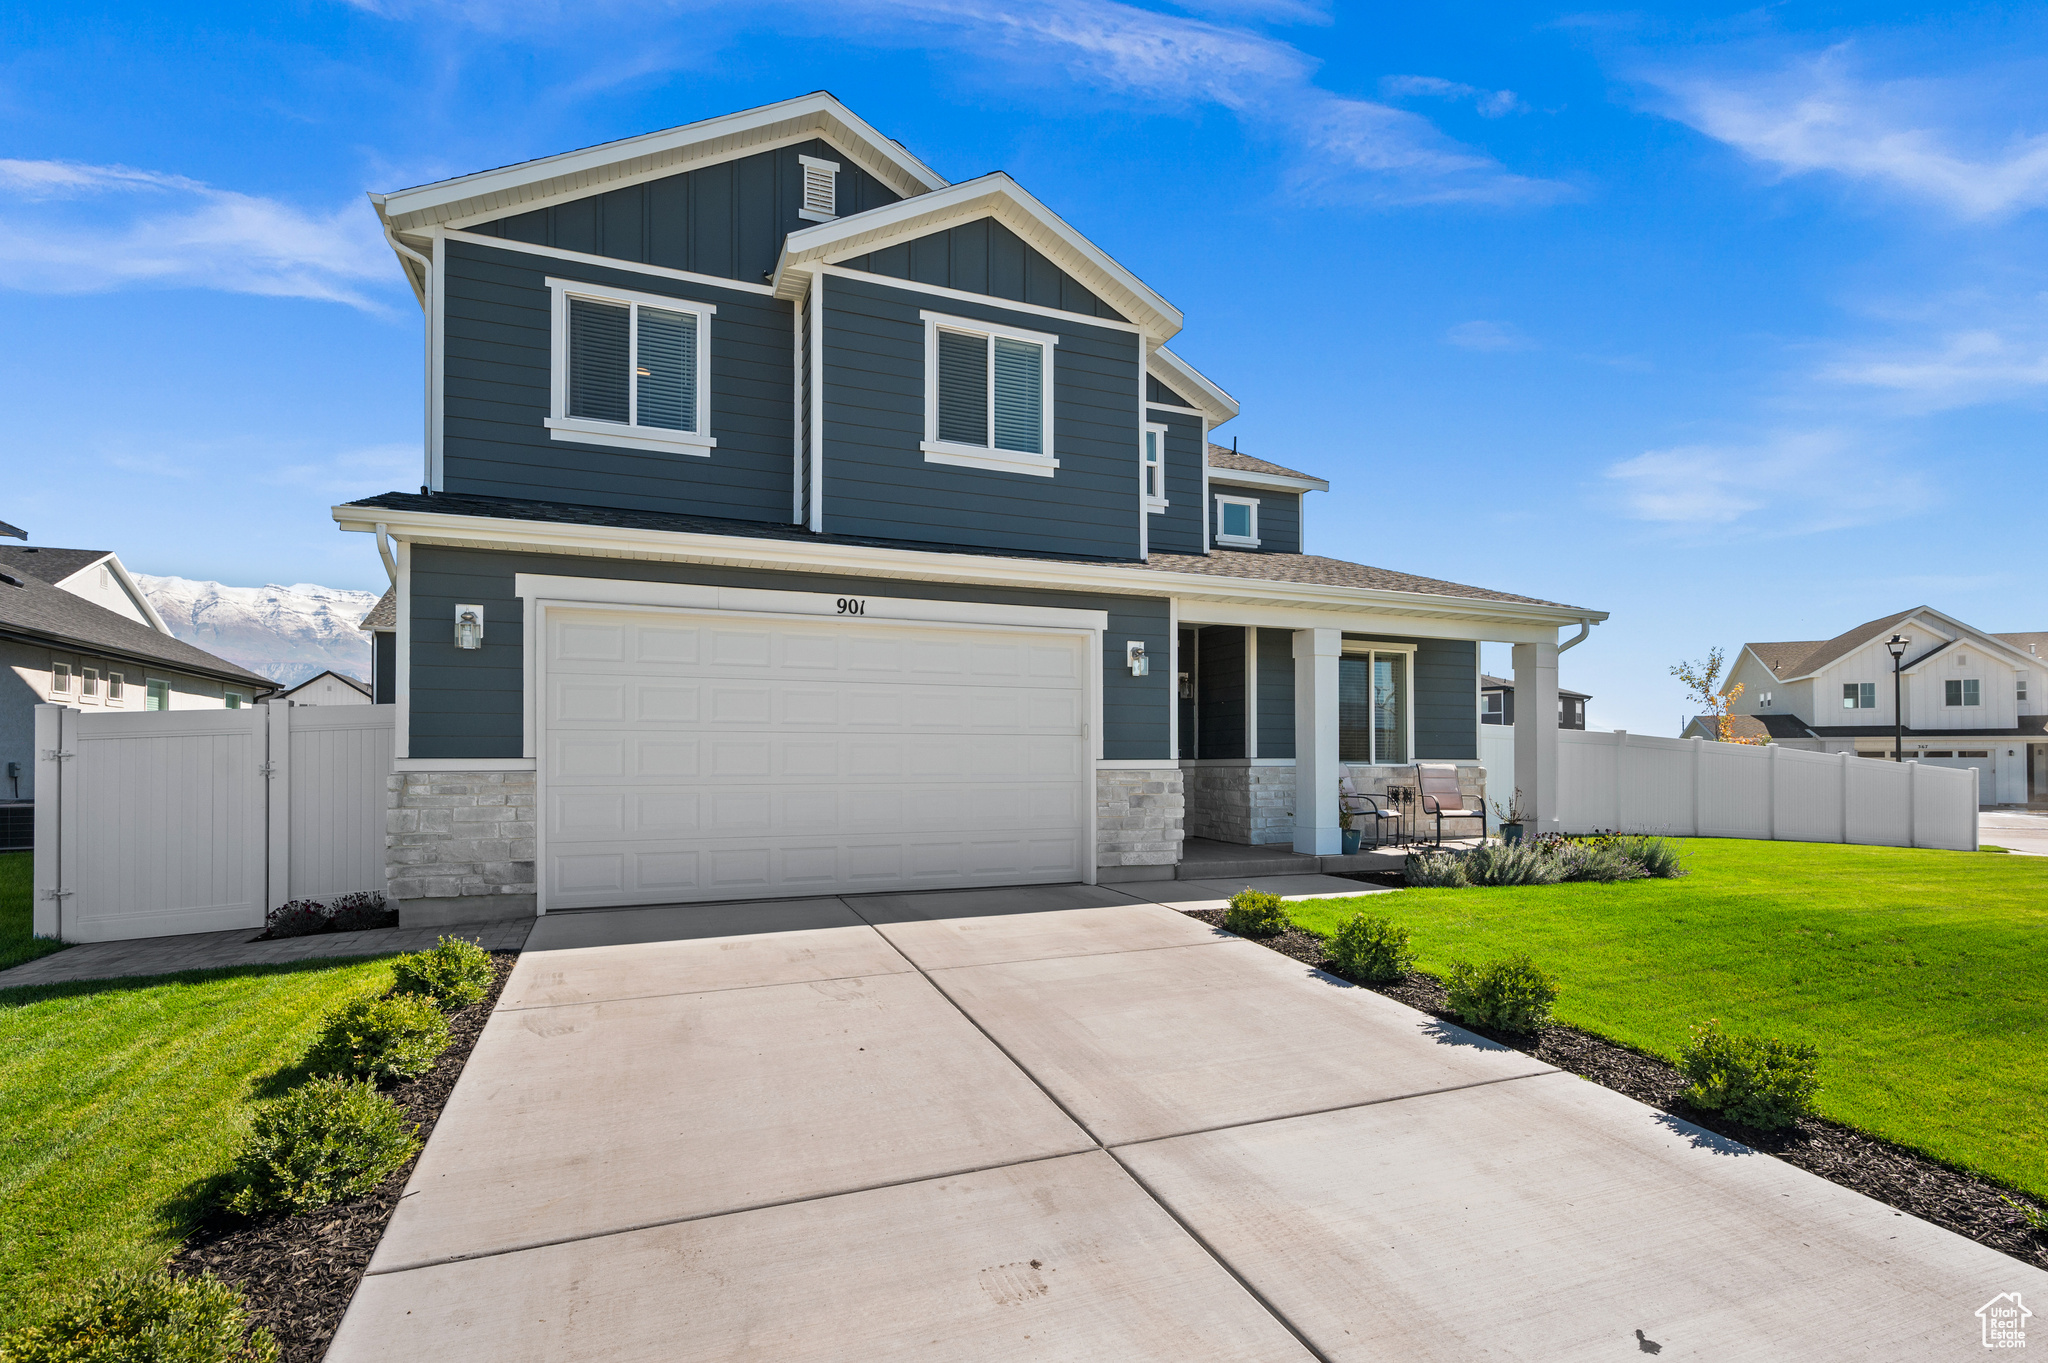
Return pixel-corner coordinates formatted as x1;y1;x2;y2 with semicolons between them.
1946;678;1980;707
1842;682;1875;709
51;662;72;696
1215;495;1260;547
145;679;169;711
224;692;245;710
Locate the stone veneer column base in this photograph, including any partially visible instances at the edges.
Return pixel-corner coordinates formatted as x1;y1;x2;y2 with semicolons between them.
1183;761;1297;845
386;770;538;928
1095;767;1184;881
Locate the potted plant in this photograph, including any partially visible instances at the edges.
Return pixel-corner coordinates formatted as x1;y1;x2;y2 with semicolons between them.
1337;782;1361;855
1491;788;1528;844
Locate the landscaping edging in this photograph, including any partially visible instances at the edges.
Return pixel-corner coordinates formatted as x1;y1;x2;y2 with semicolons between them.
172;952;517;1361
1188;909;2048;1271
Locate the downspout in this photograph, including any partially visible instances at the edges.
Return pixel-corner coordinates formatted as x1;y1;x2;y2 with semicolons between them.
374;523;398;587
1557;618;1595;653
382;221;434;492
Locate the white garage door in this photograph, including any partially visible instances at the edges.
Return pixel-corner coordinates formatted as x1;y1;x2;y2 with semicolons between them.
541;606;1091;909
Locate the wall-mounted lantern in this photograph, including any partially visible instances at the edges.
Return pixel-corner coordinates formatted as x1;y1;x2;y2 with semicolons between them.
455;604;485;650
1126;641;1149;677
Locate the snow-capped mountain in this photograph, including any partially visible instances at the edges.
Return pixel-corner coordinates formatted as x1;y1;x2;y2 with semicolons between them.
136;576;383;689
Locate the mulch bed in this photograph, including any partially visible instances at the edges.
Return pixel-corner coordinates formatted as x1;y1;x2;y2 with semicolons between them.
1188;909;2048;1271
172;952;518;1361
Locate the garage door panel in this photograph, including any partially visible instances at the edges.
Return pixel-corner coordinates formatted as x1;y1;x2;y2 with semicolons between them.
544;608;1090;908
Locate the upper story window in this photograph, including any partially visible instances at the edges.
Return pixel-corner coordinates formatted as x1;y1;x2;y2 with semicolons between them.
1480;692;1504;723
798;155;839;222
1761;691;1773;707
1945;678;1980;707
2019;676;2029;702
544;277;716;457
1842;682;1875;709
919;310;1059;478
1215;494;1260;548
1142;423;1168;513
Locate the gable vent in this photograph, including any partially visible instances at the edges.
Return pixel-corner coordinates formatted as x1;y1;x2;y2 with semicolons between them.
799;155;839;222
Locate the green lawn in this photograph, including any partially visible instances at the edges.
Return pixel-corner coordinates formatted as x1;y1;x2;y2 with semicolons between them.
0;957;393;1331
0;850;65;972
1288;839;2048;1199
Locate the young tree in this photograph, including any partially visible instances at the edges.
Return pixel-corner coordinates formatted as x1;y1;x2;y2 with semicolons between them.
1671;647;1768;745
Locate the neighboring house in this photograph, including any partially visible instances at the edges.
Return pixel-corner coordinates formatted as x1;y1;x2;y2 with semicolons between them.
1681;607;2047;806
1480;674;1589;729
338;92;1604;925
277;669;373;705
358;587;397;703
0;545;278;799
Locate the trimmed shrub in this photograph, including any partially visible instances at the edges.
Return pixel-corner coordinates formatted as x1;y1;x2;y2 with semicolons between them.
223;1076;418;1216
1222;888;1291;938
1445;953;1561;1032
1323;912;1413;982
263;900;329;940
1461;842;1562;887
390;936;494;1010
1550;841;1648;884
0;1268;278;1363
1609;835;1686;878
1678;1020;1820;1129
305;993;450;1083
1403;851;1468;888
325;891;394;933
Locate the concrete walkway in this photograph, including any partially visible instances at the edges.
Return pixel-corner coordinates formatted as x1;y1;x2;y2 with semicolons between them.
328;884;2041;1361
0;919;533;989
1981;808;2048;856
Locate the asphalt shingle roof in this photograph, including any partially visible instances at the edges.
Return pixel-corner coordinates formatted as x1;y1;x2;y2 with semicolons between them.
1;547;109;586
345;492;1585;611
0;548;276;688
1205;443;1318;482
359;586;397;631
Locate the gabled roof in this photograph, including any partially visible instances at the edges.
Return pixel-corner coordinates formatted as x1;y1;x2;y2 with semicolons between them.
1995;631;2048;660
358;586;396;632
0;559;275;689
1479;673;1591;701
2;546;109;585
1741;607;2045;684
1206;443;1326;492
373;93;947;241
280;670;371;699
772;173;1183;341
1148;347;1237;424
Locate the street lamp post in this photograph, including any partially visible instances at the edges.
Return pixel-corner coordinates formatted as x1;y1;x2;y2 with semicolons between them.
1885;634;1910;762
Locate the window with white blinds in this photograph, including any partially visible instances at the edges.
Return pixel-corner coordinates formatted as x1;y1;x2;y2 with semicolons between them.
920;310;1059;476
546;277;716;456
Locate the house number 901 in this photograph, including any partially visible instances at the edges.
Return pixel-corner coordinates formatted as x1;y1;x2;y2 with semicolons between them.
836;598;867;615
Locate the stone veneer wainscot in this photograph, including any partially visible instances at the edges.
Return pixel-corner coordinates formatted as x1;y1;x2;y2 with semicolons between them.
1095;767;1185;883
386;770;537;927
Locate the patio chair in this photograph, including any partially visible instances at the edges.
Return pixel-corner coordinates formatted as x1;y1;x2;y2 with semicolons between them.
1415;763;1486;847
1339;770;1402;849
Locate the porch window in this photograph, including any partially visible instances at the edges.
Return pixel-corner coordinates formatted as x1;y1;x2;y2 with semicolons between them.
544;277;716;456
920;310;1059;477
1945;678;1980;707
1338;650;1409;764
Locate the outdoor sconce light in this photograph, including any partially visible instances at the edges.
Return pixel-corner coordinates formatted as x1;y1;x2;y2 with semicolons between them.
455;605;484;650
1126;641;1150;677
1178;671;1193;699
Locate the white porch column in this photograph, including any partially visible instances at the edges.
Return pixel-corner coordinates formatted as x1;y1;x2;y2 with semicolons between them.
1512;640;1561;834
1292;628;1342;854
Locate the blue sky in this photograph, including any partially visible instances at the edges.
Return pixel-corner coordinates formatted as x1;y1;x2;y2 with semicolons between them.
4;1;2044;733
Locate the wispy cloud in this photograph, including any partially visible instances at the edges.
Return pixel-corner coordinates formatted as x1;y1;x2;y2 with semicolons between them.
1381;74;1527;118
1819;326;2048;409
350;0;1567;207
1603;429;1928;535
1645;46;2048;219
0;159;391;308
1445;319;1534;351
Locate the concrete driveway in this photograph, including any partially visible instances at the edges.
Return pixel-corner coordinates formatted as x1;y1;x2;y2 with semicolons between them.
328;885;2044;1361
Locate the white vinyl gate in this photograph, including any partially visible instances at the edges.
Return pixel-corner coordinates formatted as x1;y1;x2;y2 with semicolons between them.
540;606;1091;909
32;702;394;943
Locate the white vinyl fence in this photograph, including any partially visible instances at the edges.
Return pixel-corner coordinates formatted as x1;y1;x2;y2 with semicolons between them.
32;701;393;943
1554;729;1979;851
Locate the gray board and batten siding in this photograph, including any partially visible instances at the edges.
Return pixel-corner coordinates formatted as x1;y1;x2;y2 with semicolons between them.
465;138;903;286
837;218;1129;324
1147;376;1190;407
441;237;795;523
820;270;1145;560
405;545;1172;762
1144;406;1205;557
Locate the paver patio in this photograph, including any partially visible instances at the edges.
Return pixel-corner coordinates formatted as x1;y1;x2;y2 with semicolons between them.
327;885;2047;1361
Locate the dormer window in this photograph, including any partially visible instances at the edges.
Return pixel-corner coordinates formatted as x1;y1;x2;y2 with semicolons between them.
1215;494;1260;548
1142;423;1168;513
799;155;839;222
544;278;715;456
